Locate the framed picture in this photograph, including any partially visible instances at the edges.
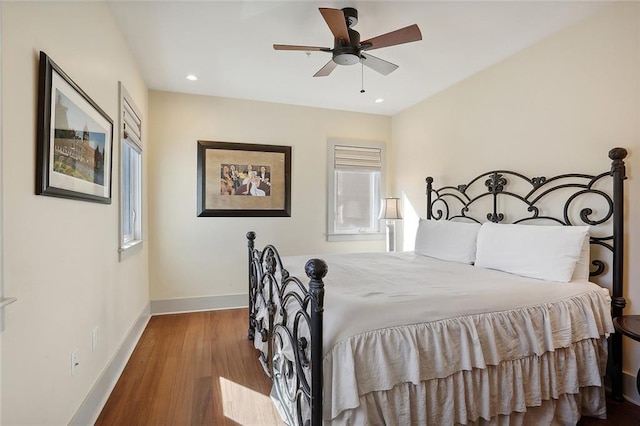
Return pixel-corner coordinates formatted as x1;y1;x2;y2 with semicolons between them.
197;141;291;217
36;51;114;204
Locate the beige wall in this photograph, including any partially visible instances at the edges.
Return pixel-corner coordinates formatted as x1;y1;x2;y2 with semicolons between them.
1;2;149;424
149;91;390;300
392;3;640;399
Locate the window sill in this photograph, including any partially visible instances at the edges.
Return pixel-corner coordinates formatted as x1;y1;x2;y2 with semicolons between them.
119;239;143;252
327;232;384;242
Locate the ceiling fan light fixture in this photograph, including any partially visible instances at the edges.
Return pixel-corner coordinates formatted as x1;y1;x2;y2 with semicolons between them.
333;52;360;66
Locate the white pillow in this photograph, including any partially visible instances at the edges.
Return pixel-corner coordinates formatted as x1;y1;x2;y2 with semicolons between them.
571;233;591;281
474;223;589;282
414;219;482;264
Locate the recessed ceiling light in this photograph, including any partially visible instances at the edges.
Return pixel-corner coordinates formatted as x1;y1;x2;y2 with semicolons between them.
374;98;384;103
186;74;198;81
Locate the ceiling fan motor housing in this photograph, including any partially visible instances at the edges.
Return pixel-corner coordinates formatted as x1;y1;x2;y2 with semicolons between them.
332;24;361;66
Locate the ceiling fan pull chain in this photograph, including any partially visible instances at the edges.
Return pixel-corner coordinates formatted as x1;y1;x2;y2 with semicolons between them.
360;58;365;93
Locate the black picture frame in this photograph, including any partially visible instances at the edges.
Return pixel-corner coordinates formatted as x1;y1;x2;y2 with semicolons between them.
36;51;114;204
197;141;291;217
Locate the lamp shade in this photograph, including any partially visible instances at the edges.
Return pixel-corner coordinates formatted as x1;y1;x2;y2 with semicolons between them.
379;197;403;220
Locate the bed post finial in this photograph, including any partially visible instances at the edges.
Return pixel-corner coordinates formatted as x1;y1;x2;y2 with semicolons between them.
305;258;328;282
609;147;628;162
609;147;627;401
305;259;327;426
426;177;433;220
247;231;256;246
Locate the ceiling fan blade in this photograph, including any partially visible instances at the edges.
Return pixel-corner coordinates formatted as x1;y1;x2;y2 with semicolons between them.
313;60;338;77
273;44;331;52
360;24;422;51
319;8;350;44
361;53;399;76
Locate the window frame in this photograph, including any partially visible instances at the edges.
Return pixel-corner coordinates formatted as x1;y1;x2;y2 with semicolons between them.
118;83;143;252
327;139;386;242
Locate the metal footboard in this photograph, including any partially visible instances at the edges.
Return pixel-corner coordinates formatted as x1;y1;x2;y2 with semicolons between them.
247;231;326;425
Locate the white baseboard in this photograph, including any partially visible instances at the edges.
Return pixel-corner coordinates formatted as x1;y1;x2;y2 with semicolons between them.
623;370;640;405
150;293;248;315
69;302;151;425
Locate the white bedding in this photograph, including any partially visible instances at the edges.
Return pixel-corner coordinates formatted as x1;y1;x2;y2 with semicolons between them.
257;251;613;424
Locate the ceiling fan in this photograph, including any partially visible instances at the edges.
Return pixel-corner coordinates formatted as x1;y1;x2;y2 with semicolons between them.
274;7;422;77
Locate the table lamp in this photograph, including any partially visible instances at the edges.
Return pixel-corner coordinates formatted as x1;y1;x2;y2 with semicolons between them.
379;197;402;252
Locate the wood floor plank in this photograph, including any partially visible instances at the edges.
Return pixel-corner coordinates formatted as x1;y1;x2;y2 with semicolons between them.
97;308;639;425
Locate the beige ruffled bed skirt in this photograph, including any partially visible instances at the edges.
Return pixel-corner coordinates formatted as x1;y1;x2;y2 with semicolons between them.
330;337;608;425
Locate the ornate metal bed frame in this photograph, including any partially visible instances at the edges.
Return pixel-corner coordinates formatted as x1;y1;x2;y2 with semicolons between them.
247;147;628;426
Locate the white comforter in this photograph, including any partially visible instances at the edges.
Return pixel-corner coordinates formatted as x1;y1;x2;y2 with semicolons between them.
267;252;614;423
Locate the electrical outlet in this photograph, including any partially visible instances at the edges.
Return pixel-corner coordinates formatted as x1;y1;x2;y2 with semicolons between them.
71;350;79;376
92;327;98;352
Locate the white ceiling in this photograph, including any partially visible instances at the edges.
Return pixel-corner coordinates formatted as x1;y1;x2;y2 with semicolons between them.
108;1;607;116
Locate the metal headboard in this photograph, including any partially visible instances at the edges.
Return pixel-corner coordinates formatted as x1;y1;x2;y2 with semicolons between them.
425;147;628;399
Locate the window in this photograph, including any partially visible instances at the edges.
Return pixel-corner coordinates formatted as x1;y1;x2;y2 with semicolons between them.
119;83;143;251
327;140;384;241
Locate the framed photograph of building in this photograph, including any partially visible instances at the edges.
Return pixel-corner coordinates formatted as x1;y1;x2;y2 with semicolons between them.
197;141;291;217
36;51;114;204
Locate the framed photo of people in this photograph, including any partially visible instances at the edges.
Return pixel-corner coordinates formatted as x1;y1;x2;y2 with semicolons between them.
36;51;114;204
197;141;292;217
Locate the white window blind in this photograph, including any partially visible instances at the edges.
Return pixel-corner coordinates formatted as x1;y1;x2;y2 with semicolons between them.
123;98;142;148
334;145;382;171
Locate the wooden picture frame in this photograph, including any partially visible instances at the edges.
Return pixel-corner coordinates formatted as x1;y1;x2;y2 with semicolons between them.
36;51;114;204
197;141;291;217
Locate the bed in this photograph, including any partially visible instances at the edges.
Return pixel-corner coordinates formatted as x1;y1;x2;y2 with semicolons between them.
246;147;628;425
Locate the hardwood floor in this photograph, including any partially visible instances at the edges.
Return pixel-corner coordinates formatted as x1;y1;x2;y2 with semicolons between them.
97;308;640;425
96;309;284;425
578;397;640;426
